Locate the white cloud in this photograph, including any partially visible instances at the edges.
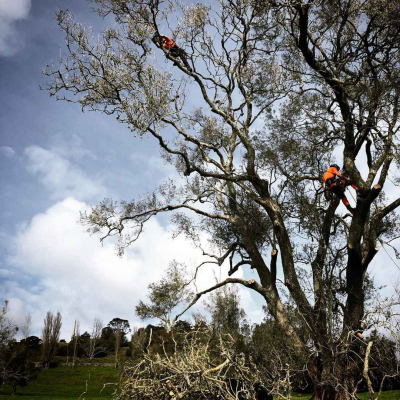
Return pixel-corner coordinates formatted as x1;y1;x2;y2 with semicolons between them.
24;145;106;201
49;134;97;161
4;197;261;338
0;0;31;56
0;146;16;157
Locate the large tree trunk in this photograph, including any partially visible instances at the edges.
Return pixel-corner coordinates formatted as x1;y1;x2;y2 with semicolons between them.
309;348;361;400
310;367;358;400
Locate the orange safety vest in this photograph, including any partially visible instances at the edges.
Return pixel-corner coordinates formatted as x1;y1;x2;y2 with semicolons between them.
323;167;339;182
161;36;177;51
323;167;346;187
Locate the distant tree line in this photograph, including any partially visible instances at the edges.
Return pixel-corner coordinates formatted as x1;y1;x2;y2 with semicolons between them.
0;300;133;394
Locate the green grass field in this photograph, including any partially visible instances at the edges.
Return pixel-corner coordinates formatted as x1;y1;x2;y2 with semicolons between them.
0;365;398;399
53;354;117;365
357;391;400;400
52;346;128;365
275;392;400;400
0;365;119;399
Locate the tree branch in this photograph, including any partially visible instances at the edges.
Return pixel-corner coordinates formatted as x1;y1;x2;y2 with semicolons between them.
171;277;268;326
380;198;400;219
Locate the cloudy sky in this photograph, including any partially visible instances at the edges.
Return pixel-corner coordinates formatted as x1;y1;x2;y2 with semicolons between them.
0;0;264;339
0;0;399;340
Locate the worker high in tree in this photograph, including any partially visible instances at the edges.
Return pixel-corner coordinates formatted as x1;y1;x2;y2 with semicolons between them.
45;1;400;399
152;34;192;72
323;164;358;214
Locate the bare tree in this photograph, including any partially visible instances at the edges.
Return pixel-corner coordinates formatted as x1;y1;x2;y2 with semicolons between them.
90;318;102;356
80;318;107;362
20;314;32;339
45;0;400;398
41;311;62;368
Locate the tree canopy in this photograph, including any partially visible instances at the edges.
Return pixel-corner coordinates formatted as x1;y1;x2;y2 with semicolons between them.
45;1;400;398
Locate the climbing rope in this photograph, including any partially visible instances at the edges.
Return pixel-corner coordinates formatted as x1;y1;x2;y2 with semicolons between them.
346;187;356;203
379;239;400;271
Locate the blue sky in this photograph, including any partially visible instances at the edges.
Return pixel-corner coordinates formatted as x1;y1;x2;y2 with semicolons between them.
0;0;399;340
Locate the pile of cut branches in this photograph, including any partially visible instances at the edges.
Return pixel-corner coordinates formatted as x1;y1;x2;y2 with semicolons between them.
117;328;268;399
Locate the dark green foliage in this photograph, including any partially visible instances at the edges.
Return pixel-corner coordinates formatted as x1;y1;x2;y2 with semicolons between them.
172;320;192;333
107;318;130;347
101;327;113;341
22;336;41;350
0;341;38;395
99;327;114;353
93;351;108;359
78;331;91;353
0;301;38;395
55;342;68;357
80;332;91;342
143;325;172;355
107;319;130;335
20;336;42;363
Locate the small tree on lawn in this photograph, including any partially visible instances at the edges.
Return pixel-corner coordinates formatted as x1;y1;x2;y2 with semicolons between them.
108;318;131;368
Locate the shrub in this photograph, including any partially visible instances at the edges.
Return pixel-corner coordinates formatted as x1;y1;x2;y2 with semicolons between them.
56;342;68;357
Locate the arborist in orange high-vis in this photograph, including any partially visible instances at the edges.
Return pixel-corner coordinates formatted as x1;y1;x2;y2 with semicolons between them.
160;35;179;54
152;34;192;71
323;164;358;213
